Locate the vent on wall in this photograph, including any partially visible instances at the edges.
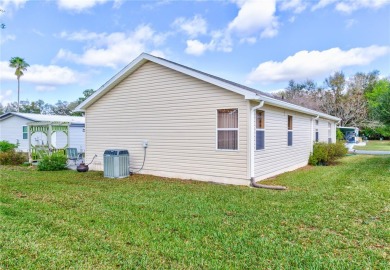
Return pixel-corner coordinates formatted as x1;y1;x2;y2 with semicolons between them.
103;149;129;178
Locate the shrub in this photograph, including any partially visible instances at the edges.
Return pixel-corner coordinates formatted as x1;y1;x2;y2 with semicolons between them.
336;128;345;141
334;141;348;158
0;140;17;152
0;150;27;165
37;152;67;171
309;141;348;166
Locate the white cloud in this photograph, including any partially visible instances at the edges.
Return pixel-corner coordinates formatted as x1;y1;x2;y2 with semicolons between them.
32;29;45;37
0;0;27;10
0;34;15;44
0;61;79;85
311;0;337;11
279;0;307;13
312;0;390;12
239;37;257;44
141;0;171;10
172;15;207;38
55;25;168;68
58;30;106;41
113;0;123;9
345;19;357;28
228;0;279;39
35;86;56;92
335;0;390;13
260;20;279;38
210;30;233;52
185;31;232;56
185;40;208;56
0;89;13;106
181;0;280;55
247;45;390;83
56;0;108;12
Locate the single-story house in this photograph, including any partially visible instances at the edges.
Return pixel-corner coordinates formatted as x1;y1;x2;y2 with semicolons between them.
76;53;340;185
0;112;85;153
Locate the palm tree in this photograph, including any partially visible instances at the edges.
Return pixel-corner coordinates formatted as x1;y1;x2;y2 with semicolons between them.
9;57;30;112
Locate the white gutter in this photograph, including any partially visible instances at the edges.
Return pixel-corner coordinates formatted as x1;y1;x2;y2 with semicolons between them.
250;100;264;179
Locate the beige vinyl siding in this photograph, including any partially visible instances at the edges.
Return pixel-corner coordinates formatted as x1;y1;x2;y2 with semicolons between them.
315;118;336;143
85;61;249;184
253;104;312;180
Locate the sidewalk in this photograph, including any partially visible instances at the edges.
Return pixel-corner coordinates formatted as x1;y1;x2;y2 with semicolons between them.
346;142;390;155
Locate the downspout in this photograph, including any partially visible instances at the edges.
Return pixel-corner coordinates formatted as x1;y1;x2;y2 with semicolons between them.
249;100;287;190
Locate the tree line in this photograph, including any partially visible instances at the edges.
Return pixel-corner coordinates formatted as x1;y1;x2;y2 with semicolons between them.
275;71;390;138
0;89;95;116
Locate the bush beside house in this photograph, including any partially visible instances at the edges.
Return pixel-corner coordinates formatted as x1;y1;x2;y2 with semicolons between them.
37;152;68;171
0;140;27;165
309;141;348;166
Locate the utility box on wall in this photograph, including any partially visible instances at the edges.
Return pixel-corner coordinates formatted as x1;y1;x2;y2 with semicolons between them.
103;149;129;178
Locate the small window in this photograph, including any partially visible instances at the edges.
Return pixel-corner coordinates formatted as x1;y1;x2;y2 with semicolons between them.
328;122;332;143
288;115;293;131
288;115;293;146
217;109;238;150
22;126;28;140
256;110;265;150
316;129;319;142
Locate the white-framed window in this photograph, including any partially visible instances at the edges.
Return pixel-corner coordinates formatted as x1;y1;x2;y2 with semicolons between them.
256;110;265;150
22;126;28;140
328;122;332;143
217;108;238;150
316;128;319;142
288;115;293;146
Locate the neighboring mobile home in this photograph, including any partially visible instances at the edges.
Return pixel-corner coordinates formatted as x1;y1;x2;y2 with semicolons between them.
76;53;340;185
0;112;85;153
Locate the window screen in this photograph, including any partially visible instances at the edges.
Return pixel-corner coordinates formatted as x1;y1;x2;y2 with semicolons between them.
217;109;238;150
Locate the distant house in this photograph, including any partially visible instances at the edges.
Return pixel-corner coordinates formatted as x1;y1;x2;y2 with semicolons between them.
0;112;85;153
76;53;340;185
338;126;359;143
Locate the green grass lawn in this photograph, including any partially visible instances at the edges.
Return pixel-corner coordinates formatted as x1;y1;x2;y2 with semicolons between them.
1;155;389;269
353;140;390;151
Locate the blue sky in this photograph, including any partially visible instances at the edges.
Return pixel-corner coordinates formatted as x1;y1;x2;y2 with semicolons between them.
1;0;389;106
